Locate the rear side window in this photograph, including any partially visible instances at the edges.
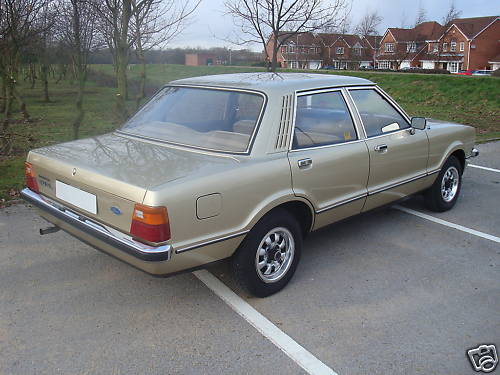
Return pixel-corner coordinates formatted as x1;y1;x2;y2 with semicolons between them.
349;89;409;137
292;91;357;149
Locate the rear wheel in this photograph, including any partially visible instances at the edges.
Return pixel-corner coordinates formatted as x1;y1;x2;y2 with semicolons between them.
231;209;302;297
424;155;462;212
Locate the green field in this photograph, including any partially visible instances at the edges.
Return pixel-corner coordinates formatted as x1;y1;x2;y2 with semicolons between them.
1;64;499;202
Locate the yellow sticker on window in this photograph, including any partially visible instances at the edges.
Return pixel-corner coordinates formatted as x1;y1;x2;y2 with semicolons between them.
344;132;352;140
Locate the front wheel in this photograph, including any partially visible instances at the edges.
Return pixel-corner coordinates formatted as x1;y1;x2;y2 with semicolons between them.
231;209;302;297
424;155;462;212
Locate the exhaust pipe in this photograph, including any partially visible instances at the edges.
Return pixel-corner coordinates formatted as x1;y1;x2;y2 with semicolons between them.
40;226;60;235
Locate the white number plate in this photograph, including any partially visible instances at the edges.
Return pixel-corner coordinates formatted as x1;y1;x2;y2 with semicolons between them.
56;180;97;214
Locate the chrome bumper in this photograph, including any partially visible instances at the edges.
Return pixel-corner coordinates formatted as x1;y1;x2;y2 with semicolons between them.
467;148;480;159
20;188;172;262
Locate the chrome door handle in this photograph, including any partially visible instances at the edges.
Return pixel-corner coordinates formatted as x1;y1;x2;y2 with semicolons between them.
298;158;312;168
374;144;388;152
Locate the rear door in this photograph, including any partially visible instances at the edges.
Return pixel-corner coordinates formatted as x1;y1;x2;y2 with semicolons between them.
287;88;370;230
346;87;429;211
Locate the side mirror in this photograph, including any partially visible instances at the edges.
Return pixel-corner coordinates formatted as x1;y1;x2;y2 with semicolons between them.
411;117;427;130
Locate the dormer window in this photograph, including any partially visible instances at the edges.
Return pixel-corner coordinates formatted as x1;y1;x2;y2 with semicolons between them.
336;47;344;55
433;44;439;53
385;43;394;53
406;42;417;52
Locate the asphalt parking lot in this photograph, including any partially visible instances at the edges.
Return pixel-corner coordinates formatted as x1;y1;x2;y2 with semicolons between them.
1;141;499;375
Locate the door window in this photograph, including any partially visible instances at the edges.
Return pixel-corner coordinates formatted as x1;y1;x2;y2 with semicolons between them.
292;91;357;149
349;89;409;137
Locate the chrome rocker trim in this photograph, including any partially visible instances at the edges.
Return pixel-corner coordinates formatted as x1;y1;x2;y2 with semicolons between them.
20;188;172;262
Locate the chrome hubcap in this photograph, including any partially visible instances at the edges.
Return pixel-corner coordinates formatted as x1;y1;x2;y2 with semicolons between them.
255;227;294;283
441;166;459;202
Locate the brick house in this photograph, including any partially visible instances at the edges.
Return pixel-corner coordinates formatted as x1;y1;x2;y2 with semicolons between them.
265;32;323;69
376;21;444;70
185;53;224;66
418;16;499;72
376;16;499;72
265;32;380;70
319;34;379;69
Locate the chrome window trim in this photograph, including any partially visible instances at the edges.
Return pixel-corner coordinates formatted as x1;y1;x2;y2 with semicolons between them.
119;84;268;156
288;87;363;151
345;86;412;139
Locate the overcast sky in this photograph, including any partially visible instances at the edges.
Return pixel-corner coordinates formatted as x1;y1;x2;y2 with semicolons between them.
168;0;499;50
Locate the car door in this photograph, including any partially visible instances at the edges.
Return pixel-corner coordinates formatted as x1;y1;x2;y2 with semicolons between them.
287;89;370;230
346;87;429;211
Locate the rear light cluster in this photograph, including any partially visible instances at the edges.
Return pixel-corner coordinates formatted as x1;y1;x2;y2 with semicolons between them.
25;162;39;192
130;203;171;243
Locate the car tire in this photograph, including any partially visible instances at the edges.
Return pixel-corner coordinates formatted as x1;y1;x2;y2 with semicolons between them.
424;155;462;212
231;209;302;298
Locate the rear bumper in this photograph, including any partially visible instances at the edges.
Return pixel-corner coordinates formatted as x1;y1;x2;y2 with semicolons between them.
20;188;172;262
466;148;479;159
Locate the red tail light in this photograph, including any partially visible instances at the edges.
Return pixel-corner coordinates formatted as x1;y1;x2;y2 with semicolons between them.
130;204;171;243
25;162;39;192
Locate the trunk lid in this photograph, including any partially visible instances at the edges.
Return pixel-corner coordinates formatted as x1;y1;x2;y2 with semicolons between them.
28;132;238;233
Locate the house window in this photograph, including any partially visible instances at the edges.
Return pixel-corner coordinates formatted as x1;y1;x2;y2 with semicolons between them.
443;42;448;52
460;42;465;52
450;41;457;52
290;61;298;69
433;44;439;53
378;61;391;69
353;47;361;55
385;43;394;53
406;42;416;52
336;47;344;55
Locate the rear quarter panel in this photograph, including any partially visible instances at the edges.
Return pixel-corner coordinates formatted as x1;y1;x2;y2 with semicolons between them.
143;153;309;256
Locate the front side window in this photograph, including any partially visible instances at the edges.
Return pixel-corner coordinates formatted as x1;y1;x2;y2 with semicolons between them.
121;87;264;153
349;89;409;137
292;91;357;149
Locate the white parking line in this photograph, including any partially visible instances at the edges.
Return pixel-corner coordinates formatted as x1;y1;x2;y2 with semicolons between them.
193;269;338;375
469;164;500;173
394;205;500;244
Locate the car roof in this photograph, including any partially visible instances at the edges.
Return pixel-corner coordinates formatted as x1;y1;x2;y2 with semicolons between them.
170;72;374;94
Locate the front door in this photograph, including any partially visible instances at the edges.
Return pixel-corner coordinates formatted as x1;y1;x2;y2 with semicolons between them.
347;88;429;211
287;89;370;229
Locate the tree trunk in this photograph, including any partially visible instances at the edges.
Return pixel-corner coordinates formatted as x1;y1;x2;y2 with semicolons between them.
41;64;50;102
0;75;6;114
73;70;86;139
115;51;129;121
135;47;146;109
271;34;279;72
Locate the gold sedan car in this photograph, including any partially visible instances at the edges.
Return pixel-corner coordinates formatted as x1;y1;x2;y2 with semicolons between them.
21;73;479;297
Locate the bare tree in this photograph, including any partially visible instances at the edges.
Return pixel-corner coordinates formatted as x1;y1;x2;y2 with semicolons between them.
442;0;461;27
93;0;134;120
414;1;427;27
355;10;382;37
130;0;200;108
58;0;101;139
224;0;350;72
0;0;52;153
